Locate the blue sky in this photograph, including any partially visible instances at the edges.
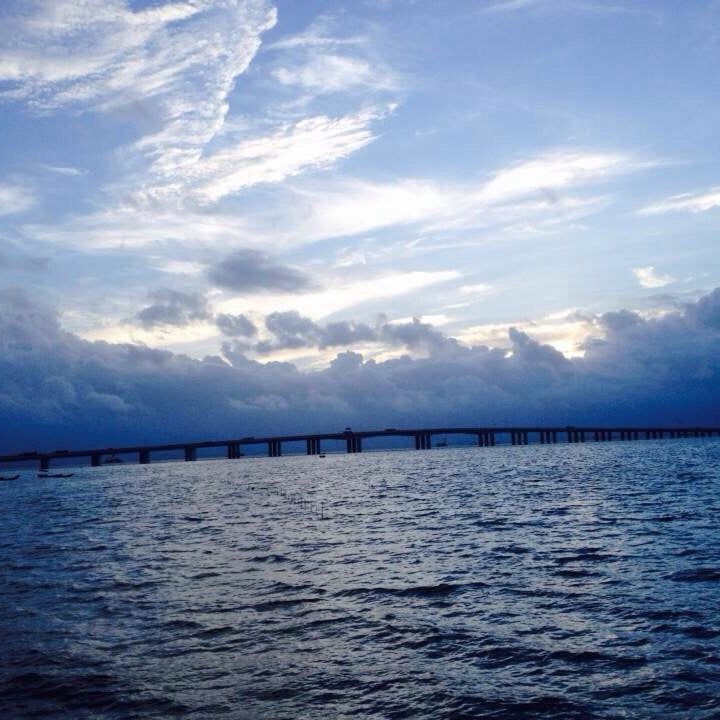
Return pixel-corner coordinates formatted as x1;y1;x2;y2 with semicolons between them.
1;1;719;448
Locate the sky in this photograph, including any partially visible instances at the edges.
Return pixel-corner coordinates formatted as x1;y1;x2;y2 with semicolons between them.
1;0;719;449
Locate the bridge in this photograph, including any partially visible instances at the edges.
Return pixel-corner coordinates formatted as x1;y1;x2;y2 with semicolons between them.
1;425;719;471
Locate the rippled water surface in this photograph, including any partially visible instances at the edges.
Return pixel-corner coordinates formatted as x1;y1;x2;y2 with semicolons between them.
2;440;720;719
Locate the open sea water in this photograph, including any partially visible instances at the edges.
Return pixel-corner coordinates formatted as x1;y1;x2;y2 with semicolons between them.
1;440;719;719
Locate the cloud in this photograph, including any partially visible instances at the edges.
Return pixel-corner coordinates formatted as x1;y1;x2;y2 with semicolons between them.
253;311;462;356
0;183;35;216
1;0;277;195
638;187;720;215
476;151;636;205
135;288;211;329
1;287;719;451
20;147;643;253
272;54;393;94
207;249;313;294
187;110;381;204
216;313;257;338
633;266;675;289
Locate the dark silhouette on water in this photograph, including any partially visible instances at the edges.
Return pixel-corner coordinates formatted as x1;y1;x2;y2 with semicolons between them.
0;474;19;481
2;424;718;471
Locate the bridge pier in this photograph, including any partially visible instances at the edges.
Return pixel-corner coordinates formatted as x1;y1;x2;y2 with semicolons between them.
39;456;49;471
227;443;241;459
477;431;495;446
184;446;197;462
346;436;362;453
414;433;431;450
91;454;101;467
139;449;150;464
268;440;282;457
306;437;321;455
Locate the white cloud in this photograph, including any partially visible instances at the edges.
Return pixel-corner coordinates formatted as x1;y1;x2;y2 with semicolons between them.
190;110;381;203
638;187;720;215
272;54;394;93
459;311;594;358
0;183;35;216
1;0;277;190
219;270;461;321
633;266;675;289
459;283;495;295
476;151;633;204
20;147;646;255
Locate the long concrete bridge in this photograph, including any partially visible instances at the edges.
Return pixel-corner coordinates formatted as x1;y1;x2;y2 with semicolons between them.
1;425;719;471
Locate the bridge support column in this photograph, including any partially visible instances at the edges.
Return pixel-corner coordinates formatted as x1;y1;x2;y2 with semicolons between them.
184;446;196;462
139;449;150;464
91;454;101;467
346;436;362;453
268;440;281;457
39;456;50;471
306;438;321;455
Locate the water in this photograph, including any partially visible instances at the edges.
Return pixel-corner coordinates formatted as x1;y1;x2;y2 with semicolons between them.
1;440;719;719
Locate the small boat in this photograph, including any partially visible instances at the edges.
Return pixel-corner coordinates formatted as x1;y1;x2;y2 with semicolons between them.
38;472;74;478
0;474;19;481
319;454;326;458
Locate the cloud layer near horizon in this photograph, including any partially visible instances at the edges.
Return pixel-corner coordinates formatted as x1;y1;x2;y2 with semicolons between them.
1;287;718;453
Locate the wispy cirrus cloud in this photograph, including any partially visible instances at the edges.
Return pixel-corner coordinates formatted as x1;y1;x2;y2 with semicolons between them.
186;109;384;204
20;147;646;254
1;0;277;192
638;187;720;215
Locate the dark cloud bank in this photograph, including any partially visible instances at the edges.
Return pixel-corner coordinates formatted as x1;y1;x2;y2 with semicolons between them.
1;287;719;452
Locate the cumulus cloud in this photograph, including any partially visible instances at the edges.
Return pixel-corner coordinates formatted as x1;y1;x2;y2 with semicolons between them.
633;265;675;289
207;249;313;294
135;288;210;329
216;313;257;338
253;311;455;355
0;288;719;452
